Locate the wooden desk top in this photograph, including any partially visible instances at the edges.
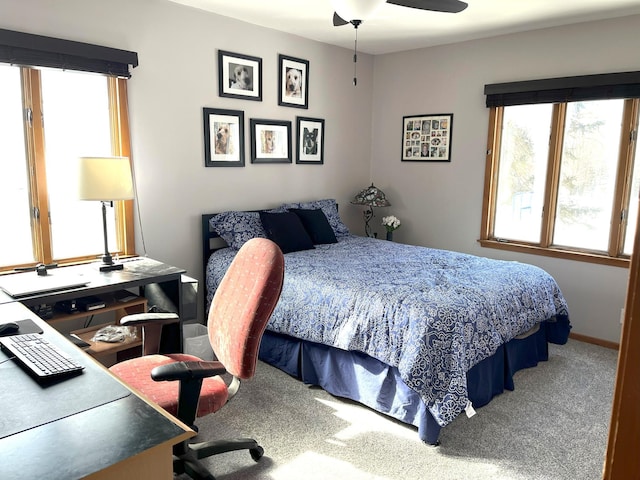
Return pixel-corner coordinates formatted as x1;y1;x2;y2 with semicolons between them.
0;302;194;480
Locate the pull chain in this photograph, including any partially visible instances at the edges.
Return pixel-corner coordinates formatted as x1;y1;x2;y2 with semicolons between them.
352;20;361;86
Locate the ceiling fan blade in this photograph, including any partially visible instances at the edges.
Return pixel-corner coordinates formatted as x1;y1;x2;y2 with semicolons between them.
386;0;468;14
333;12;349;26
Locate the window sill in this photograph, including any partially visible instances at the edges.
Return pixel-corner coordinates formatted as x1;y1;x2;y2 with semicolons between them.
478;239;630;268
0;255;138;275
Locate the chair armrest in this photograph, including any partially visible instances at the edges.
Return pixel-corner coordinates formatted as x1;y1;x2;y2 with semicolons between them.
119;312;180;326
151;361;227;427
151;361;226;382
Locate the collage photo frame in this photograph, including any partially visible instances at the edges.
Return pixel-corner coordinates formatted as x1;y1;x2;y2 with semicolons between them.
401;113;453;162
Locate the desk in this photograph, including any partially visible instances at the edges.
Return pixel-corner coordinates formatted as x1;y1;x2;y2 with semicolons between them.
0;302;194;480
0;257;187;353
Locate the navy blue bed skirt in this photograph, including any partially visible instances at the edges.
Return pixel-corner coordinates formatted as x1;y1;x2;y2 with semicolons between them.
258;318;570;445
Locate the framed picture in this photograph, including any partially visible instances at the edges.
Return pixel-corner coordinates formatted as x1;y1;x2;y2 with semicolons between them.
218;50;262;101
203;107;245;167
401;113;453;162
278;54;309;109
250;119;292;164
296;116;324;164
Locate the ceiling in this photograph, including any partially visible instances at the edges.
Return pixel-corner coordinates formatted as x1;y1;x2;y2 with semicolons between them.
167;0;640;55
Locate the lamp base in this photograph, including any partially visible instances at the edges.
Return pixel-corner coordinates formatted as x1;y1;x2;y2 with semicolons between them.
363;206;374;238
97;202;124;272
98;262;124;272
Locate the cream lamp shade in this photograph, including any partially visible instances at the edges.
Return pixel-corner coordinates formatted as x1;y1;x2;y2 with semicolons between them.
77;156;134;201
76;156;133;271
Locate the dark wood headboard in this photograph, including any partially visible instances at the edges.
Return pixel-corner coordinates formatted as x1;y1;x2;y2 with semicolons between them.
201;204;339;314
201;213;225;285
202;210;267;311
201;207;280;273
201;213;226;317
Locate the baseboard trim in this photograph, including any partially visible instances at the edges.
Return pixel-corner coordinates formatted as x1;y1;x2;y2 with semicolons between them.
569;332;619;350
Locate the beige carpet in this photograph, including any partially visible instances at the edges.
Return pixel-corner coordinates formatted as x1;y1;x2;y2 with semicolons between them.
178;339;617;480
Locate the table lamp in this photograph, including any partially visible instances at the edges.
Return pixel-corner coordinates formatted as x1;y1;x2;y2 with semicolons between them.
351;183;390;237
77;156;134;272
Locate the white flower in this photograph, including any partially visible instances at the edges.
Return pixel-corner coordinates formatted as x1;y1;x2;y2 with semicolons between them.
382;215;401;232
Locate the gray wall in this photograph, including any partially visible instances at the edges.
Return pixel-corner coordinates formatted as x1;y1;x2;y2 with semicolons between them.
371;15;640;343
0;0;374;316
1;0;636;342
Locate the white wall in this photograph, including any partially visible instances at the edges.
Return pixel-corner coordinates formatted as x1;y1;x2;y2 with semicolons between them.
0;0;374;314
371;15;640;343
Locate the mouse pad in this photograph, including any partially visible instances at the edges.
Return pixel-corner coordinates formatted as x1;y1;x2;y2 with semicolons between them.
0;336;130;440
0;318;44;337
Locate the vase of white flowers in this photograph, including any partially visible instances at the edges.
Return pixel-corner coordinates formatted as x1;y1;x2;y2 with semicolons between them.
382;215;401;241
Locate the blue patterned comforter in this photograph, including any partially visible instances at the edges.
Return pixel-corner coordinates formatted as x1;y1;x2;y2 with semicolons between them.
206;235;570;427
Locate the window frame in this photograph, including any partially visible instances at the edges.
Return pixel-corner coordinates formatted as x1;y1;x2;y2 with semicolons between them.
480;99;639;268
0;66;135;272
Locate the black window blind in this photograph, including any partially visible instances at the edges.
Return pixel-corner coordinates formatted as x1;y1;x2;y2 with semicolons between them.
0;28;138;78
485;71;640;107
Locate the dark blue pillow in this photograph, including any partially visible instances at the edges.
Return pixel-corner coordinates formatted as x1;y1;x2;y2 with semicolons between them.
259;211;315;254
290;208;337;245
280;199;349;237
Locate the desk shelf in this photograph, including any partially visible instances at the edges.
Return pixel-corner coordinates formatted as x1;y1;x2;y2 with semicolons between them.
4;257;187;359
57;294;148;361
71;323;142;357
48;295;147;325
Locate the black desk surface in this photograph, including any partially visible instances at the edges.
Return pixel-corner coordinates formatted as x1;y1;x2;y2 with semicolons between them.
0;320;131;440
0;302;192;480
0;257;185;306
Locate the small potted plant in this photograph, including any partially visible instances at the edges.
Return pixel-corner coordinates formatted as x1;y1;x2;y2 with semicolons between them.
381;215;401;241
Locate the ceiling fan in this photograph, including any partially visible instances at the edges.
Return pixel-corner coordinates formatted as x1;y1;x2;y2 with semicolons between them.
331;0;468;27
330;0;468;85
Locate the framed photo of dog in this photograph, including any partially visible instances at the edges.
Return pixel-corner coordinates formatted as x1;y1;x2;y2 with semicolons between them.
250;118;292;164
296;117;324;164
401;113;453;162
278;54;309;109
203;107;245;167
218;50;262;101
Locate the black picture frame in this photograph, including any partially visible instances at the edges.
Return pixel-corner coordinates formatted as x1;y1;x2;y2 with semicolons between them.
401;113;453;162
278;54;309;109
218;50;262;101
296;116;324;164
250;118;292;164
203;107;245;167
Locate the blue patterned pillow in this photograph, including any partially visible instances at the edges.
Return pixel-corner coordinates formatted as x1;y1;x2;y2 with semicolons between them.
281;199;350;238
209;211;266;250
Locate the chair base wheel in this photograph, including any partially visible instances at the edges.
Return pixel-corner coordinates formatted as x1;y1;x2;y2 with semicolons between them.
250;446;264;461
174;437;264;478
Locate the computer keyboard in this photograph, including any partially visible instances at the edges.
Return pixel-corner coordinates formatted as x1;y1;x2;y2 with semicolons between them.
0;333;84;380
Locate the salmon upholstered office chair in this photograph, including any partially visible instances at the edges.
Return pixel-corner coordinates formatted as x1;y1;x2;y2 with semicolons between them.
109;238;285;480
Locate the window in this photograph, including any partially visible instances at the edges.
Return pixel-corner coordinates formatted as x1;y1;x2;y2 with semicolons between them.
481;96;639;267
0;65;31;266
0;64;135;271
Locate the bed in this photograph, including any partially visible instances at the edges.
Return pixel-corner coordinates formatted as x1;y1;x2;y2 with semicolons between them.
201;199;571;445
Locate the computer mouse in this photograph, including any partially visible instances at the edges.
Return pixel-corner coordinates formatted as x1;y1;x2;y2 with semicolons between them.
0;322;19;335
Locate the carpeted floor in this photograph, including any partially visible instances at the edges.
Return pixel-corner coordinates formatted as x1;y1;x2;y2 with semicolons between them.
178;339;617;480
